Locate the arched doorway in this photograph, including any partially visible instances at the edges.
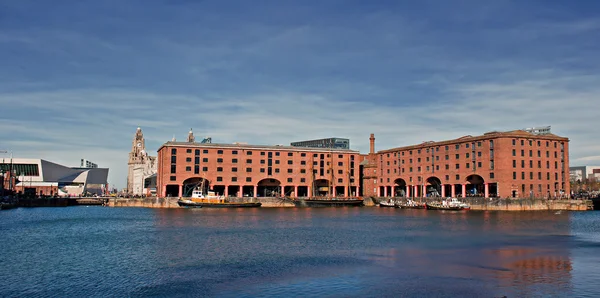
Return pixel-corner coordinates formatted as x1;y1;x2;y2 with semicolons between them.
394;178;407;197
182;177;210;197
314;179;331;196
466;175;485;197
257;178;281;197
426;176;442;197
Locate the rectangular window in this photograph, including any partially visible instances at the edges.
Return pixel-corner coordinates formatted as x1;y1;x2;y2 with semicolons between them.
217;158;223;163
513;160;517;168
466;153;470;158
232;150;238;155
185;166;191;171
300;178;306;182
288;152;294;157
232;158;238;163
260;168;265;173
203;149;208;154
217;177;222;182
231;177;237;182
203;167;208;172
195;149;200;155
171;148;177;155
217;167;223;172
246;168;252;172
186;149;192;153
232;167;237;172
171;165;176;173
194;157;200;164
455;154;459;159
456;174;460;180
246;159;252;164
455;164;460;169
300;169;306;173
247;151;253;155
275;152;280;156
490;173;494;179
522;172;525;179
171;156;177;163
194;165;199;174
466;163;470;169
301;153;306;157
288;160;293;165
513;172;517;179
466;143;470;148
246;177;252;182
170;176;176;181
445;165;449;170
288;169;293;173
217;150;223;154
287;178;293;183
477;162;482;168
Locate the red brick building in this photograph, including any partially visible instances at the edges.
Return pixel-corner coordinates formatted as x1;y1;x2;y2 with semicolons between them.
156;136;363;198
366;129;570;199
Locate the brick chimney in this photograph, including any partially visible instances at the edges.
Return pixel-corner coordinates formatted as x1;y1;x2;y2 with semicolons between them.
369;133;375;154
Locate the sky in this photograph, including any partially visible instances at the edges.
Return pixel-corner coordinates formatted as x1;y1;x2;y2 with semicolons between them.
1;0;599;190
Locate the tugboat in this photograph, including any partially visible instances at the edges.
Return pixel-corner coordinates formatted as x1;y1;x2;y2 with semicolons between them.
290;197;364;207
178;187;261;208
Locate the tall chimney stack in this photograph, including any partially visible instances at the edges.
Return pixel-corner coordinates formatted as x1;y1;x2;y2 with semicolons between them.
369;133;375;154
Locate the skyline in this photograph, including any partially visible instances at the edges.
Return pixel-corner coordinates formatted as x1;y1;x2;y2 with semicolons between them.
1;0;599;189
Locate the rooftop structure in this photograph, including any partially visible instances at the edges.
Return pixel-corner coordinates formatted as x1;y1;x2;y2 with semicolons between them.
290;137;350;149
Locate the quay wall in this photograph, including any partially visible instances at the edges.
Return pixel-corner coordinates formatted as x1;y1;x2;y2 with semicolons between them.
107;196;589;210
375;197;591;211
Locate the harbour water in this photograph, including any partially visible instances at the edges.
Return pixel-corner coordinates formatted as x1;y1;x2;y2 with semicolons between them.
1;207;599;297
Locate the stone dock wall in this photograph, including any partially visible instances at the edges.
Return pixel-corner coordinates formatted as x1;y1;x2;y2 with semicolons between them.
374;197;591;211
107;197;591;210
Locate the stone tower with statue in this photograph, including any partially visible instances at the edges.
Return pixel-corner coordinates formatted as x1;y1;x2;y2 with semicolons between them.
127;127;157;196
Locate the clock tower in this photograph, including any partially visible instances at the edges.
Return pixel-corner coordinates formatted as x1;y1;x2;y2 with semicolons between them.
126;127;157;196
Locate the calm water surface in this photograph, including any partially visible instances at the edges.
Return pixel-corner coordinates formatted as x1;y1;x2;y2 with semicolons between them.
1;207;599;297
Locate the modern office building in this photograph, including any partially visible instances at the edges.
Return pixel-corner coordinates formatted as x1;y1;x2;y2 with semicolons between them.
569;166;600;183
156;130;362;198
0;158;109;196
368;128;570;199
80;159;98;168
291;138;350;149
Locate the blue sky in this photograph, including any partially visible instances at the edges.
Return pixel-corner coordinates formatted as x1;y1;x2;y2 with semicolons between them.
1;0;599;189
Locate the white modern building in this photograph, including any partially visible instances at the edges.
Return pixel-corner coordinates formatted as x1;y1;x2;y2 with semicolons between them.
0;158;109;197
569;166;600;182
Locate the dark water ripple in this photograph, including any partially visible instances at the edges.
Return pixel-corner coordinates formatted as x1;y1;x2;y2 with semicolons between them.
1;207;599;297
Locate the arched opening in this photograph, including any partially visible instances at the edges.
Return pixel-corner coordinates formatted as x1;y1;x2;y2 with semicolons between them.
181;177;211;197
466;174;485;197
165;185;179;197
257;178;281;197
426;176;442;197
314;179;331;196
394;178;407;197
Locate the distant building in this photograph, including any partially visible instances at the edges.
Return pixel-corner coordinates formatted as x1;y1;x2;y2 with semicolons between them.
291;138;350;149
126;127;157;196
0;158;108;196
570;166;600;183
80;159;98;168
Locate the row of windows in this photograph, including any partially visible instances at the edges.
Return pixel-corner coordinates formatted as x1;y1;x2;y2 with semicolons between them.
513;160;560;169
382;140;495;159
513;172;560;180
511;149;564;158
388;161;494;174
173;148;356;160
174;157;350;167
380;172;496;183
512;139;563;149
173;165;355;175
169;176;348;184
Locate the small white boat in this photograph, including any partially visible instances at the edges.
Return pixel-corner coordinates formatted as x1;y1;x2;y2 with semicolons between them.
379;199;399;208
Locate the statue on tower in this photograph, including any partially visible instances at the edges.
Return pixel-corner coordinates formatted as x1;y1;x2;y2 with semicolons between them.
187;128;195;143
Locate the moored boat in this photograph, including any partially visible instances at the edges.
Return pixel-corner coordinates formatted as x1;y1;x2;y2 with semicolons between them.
426;198;470;210
291;197;364;207
178;187;261;208
379;199;399;208
397;199;426;209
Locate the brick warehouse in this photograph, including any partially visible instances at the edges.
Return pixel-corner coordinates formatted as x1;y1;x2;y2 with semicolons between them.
156;131;363;198
154;127;570;199
364;128;570;199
